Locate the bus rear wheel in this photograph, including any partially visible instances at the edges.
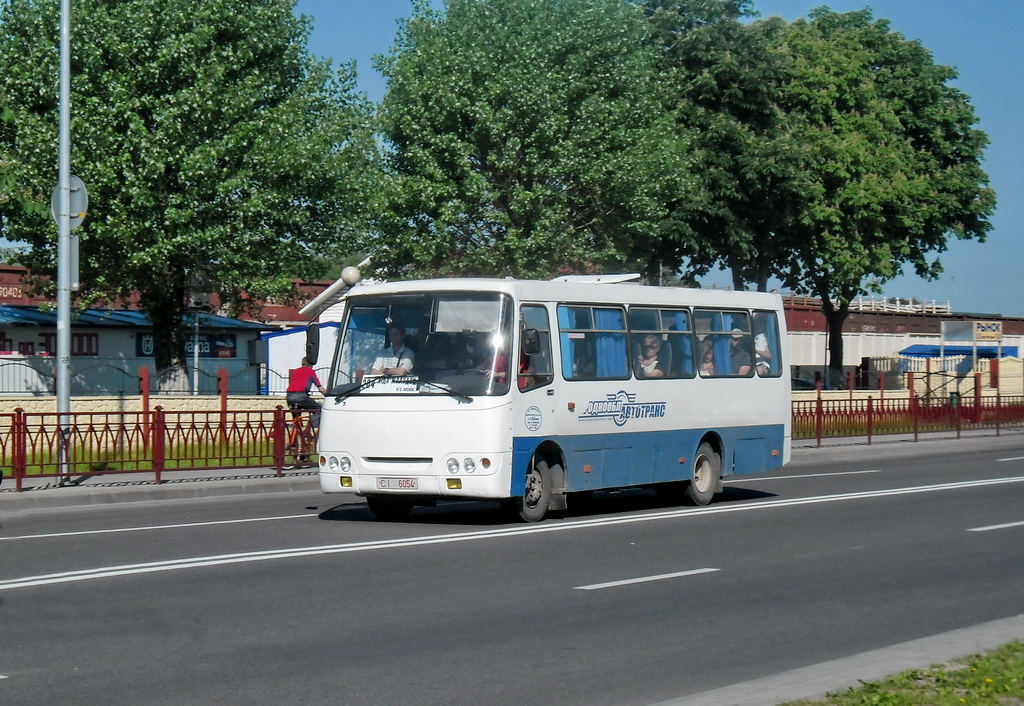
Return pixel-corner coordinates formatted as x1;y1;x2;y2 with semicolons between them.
517;460;554;522
366;494;414;521
685;442;720;506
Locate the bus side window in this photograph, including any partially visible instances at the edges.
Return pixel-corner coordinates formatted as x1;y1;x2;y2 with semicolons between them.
558;305;629;381
628;307;695;379
520;305;554;391
753;311;781;377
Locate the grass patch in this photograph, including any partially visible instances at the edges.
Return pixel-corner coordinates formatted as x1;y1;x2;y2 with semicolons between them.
781;640;1024;705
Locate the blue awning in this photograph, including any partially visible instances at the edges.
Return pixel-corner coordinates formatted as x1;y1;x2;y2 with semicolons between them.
0;305;273;331
899;344;1018;358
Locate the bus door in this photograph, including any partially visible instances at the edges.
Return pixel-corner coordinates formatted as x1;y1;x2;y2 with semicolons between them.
516;303;556;432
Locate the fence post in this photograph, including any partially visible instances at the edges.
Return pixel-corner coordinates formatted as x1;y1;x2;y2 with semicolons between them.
847;372;853;400
218;368;229;442
814;382;823;447
867;396;874;444
139;367;151;449
13;408;26;491
991;358;999;390
974;372;982;412
153;406;166;484
954;392;961;440
911;389;919;442
273;405;286;476
926;357;932;398
996;389;1001;436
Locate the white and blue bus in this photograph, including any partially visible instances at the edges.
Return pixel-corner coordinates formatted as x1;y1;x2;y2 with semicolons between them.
316;275;790;521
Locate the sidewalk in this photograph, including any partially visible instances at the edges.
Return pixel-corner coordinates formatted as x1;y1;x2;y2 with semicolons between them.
0;464;321;511
3;428;1023;511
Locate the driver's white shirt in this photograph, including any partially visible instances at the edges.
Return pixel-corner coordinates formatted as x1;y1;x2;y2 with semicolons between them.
373;346;416;373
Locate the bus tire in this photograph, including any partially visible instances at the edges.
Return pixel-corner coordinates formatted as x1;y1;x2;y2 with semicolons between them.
366;495;414;521
685;442;720;506
517;460;555;522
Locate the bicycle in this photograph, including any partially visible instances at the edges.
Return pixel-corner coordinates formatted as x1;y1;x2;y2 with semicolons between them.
284;406;318;468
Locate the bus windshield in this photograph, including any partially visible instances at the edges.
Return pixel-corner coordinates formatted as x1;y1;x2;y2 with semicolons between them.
329;291;514;398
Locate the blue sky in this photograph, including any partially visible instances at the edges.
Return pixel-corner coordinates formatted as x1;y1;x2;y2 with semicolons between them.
294;0;1023;317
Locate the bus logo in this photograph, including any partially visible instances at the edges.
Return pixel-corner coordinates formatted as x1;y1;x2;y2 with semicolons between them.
580;391;667;427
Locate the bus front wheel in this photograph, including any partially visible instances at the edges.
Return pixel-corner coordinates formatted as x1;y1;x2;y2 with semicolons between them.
366;494;414;521
517;460;555;522
685;442;720;506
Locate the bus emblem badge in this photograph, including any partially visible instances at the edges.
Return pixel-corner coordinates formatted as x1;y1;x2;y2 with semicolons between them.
525;406;543;431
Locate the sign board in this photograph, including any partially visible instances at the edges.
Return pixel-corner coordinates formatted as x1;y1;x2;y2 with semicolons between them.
974;321;1003;341
51;174;88;231
136;333;237;358
941;321;1003;344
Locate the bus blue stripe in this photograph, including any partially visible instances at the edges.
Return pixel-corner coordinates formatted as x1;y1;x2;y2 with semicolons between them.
511;424;786;495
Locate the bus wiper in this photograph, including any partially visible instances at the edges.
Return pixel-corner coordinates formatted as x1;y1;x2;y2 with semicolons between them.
417;380;473;403
333;375;389;401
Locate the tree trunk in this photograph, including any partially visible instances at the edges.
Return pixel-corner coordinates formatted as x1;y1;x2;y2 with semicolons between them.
140;273;189;389
819;296;851;389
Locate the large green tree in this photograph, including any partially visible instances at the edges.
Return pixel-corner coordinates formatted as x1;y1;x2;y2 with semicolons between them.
773;9;995;381
641;0;796;289
0;0;376;373
372;0;690;280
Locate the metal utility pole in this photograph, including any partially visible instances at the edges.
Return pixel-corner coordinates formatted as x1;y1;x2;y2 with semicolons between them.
56;0;72;482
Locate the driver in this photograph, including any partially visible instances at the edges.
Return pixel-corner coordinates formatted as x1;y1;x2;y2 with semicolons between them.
371;324;416;376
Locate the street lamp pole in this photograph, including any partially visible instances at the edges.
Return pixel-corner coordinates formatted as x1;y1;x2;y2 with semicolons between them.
56;0;72;482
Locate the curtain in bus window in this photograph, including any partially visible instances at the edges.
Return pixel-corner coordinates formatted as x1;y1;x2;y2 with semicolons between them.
754;311;780;376
557;306;578;379
673;311;694;376
710;312;730;370
594;308;627;378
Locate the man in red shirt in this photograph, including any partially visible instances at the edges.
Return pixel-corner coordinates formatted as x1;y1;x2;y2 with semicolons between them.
286;357;325;426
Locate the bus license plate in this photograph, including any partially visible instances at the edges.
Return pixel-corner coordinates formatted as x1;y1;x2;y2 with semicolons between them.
376;477;418;490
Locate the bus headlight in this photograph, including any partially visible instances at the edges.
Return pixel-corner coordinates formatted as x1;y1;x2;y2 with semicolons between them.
339;456;352;473
447;458;460;474
327;456;340;471
463;458;476;474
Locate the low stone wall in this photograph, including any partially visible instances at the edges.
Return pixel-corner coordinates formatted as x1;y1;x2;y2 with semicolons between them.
4;395;286;415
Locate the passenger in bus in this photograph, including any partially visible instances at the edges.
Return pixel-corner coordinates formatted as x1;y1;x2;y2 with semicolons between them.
372;324;416;376
754;330;772;374
637;334;669;378
699;338;715;376
730;329;752;375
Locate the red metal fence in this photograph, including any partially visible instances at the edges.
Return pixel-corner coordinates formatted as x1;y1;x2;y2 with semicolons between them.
792;393;1024;446
1;406;299;491
4;395;1024;491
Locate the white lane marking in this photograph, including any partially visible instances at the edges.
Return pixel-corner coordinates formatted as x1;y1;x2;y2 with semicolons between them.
997;456;1024;462
0;514;319;542
575;568;719;591
3;475;1024;592
725;470;880;484
968;520;1024;532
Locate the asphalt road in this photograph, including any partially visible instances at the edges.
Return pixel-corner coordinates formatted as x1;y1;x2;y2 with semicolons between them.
2;436;1024;705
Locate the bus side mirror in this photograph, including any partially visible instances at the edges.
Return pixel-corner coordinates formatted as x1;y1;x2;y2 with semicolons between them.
305;323;320;365
522;328;541;356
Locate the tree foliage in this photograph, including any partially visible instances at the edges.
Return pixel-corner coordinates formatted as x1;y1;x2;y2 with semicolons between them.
641;0;795;289
0;0;377;370
372;0;691;280
773;9;995;376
